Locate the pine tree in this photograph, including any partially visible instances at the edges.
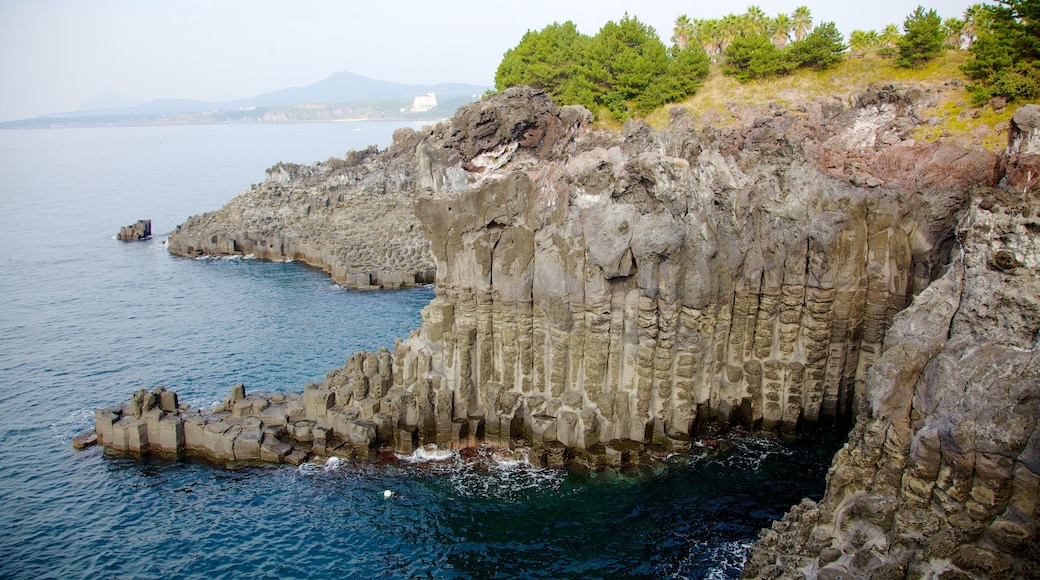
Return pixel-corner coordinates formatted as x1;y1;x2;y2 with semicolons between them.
896;6;945;68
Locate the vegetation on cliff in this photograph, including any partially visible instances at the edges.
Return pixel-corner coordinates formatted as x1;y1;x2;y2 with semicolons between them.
962;0;1040;105
493;2;1040;124
494;15;710;121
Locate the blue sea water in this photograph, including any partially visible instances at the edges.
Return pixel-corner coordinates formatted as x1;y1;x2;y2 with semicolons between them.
0;122;839;579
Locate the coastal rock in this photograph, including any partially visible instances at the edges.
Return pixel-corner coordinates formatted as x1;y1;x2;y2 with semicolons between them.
156;86;1004;446
117;219;151;241
742;106;1040;580
166;140;435;289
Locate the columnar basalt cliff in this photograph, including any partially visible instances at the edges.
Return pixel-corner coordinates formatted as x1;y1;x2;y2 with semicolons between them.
741;105;1040;580
93;87;1039;573
152;85;1004;447
377;86;996;449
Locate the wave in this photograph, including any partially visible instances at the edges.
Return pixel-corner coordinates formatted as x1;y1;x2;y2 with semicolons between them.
48;408;96;442
396;443;458;463
671;538;753;580
193;254;257;262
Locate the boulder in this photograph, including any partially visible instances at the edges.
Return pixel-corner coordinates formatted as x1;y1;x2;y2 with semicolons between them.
117;219;151;241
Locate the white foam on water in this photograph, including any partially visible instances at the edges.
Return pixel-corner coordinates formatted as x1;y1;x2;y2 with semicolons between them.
700;437;795;472
50;408;96;442
396;443;459;463
296;462;323;476
445;445;564;501
671;538;753;580
488;446;530;468
324;456;345;471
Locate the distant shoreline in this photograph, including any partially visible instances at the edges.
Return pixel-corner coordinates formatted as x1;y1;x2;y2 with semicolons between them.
0;115;449;130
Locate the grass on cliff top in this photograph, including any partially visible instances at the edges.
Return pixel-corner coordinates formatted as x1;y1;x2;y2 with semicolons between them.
642;50;1026;153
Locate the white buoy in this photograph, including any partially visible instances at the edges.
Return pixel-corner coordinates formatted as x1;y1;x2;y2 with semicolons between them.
383;489;393;500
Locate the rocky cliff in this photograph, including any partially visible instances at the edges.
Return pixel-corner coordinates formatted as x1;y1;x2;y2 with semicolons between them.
167;146;436;289
741;102;1040;579
118;85;1038;575
372;86;997;448
159;85;1005;447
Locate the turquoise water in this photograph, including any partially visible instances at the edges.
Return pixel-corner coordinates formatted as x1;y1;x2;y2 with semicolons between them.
0;123;839;579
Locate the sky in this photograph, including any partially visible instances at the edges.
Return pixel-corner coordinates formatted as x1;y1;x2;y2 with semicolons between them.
0;0;978;122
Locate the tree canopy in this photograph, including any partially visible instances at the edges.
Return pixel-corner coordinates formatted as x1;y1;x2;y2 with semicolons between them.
719;8;846;82
494;15;709;121
961;0;1040;104
896;6;946;67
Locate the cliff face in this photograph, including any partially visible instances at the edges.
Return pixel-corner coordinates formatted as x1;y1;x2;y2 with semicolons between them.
362;86;995;451
741;105;1040;579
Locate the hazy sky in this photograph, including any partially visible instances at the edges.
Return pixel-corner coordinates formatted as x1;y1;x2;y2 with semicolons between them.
0;0;977;121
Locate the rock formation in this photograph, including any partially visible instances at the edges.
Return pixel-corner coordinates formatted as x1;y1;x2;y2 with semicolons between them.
89;87;1038;574
117;219;151;241
148;85;1002;446
167;146;435;289
740;106;1040;580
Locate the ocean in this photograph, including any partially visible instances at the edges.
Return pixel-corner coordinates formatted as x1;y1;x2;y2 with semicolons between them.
0;121;839;579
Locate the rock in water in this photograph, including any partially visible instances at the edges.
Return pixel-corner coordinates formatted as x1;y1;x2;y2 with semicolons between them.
117;219;151;241
71;430;97;449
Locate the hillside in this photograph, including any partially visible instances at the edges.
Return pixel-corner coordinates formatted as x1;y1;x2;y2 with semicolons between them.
647;50;1021;153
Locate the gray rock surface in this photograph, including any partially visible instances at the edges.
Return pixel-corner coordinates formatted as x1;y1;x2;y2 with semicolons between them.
117;219;151;241
742;106;1040;579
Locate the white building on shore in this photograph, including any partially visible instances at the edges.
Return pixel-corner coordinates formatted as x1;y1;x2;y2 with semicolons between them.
410;93;437;112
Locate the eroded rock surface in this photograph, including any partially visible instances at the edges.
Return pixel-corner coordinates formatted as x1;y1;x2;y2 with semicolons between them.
742;108;1040;579
167;147;435;289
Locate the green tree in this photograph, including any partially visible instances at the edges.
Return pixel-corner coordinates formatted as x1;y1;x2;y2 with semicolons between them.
942;17;966;48
896;6;945;67
962;4;985;47
673;14;694;50
743;5;770;36
878;23;902;57
724;33;792;81
696;19;723;59
850;29;881;55
494;21;590;105
584;14;672;119
653;44;711;107
961;0;1040;104
772;13;793;48
788;21;847;68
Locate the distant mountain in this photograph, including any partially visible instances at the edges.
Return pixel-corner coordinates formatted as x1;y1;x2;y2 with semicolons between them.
231;71;485;108
41;72;487;120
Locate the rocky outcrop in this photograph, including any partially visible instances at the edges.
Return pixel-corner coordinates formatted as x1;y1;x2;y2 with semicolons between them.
742;108;1040;579
89;381;692;468
167;147;435;289
151;86;1001;449
373;85;996;451
117;219;151;241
